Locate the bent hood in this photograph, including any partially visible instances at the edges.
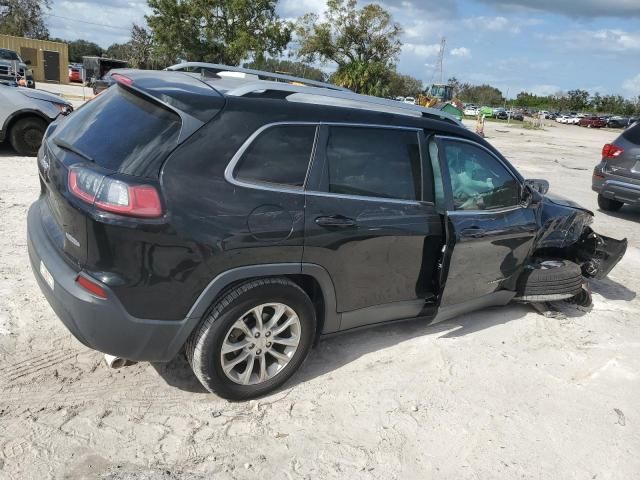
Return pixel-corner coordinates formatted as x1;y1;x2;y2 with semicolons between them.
536;193;594;249
544;192;594;215
18;88;71;106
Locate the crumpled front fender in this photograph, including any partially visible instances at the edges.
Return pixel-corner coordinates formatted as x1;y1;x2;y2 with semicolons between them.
571;228;627;279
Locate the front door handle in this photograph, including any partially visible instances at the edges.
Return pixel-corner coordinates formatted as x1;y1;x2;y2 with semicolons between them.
315;215;357;228
460;226;486;238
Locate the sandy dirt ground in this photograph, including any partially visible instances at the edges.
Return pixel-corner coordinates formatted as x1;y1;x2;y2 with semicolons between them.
0;121;639;479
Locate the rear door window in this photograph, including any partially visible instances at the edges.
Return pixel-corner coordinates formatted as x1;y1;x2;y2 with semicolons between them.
323;126;423;201
234;125;317;188
50;86;181;178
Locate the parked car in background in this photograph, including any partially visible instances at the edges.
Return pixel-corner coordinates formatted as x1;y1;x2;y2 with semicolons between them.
593;122;640;211
464;106;478;116
403;96;416;105
0;82;73;155
495;110;508;120
0;48;35;88
68;64;83;83
27;66;626;400
579;116;606;128
509;111;524;121
557;115;571;124
607;117;630;128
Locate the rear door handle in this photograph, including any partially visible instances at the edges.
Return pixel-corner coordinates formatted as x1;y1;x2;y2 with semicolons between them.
460;226;486;238
315;215;357;228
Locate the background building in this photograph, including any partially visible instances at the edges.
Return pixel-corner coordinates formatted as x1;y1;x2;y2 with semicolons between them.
0;34;69;84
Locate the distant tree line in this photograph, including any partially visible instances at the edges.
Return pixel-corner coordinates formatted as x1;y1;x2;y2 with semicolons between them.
1;0;637;107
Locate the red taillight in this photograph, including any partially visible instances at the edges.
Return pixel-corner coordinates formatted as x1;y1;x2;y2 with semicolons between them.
602;143;624;159
68;166;163;218
76;275;108;299
111;73;133;87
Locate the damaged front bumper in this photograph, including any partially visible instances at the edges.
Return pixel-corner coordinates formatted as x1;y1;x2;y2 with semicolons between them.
572;228;627;279
534;195;627;280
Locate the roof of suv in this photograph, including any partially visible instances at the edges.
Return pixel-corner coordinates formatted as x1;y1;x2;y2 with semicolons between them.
161;62;462;127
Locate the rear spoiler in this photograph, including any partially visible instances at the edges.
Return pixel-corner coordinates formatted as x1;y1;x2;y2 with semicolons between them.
108;69;226;143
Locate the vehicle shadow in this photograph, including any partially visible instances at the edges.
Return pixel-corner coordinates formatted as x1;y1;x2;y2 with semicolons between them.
590;277;636;301
0;144;17;157
151;302;543;396
150;304;535;395
150;354;209;394
597;205;640;223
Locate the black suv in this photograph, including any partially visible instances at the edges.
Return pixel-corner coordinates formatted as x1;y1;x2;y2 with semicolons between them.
28;66;626;400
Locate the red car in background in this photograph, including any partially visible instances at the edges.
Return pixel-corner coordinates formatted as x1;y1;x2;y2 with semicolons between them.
579;116;606;128
68;65;83;83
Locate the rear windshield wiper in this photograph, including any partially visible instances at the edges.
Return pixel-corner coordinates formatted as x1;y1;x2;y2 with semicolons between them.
52;138;94;162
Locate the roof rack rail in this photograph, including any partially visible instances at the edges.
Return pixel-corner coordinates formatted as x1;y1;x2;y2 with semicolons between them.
164;62;350;92
226;82;462;126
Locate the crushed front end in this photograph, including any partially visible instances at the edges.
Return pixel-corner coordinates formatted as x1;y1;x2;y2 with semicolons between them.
532;194;627;280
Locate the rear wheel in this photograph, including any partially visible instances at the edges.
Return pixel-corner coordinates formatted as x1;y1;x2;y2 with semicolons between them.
186;278;316;400
598;194;624;212
516;259;583;302
9;117;47;156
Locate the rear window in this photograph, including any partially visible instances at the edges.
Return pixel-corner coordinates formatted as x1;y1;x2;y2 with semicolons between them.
51;86;181;177
622;122;640;144
234;125;317;188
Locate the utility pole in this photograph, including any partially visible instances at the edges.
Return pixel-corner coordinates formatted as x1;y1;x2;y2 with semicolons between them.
436;37;446;84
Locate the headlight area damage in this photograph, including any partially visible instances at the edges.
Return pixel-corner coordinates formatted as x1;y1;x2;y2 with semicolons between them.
532;194;627;281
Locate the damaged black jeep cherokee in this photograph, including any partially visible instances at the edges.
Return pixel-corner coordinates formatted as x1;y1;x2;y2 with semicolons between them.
27;66;627;400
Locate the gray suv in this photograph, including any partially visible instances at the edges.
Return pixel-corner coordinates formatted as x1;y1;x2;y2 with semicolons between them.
0;48;35;88
0;82;72;155
593;122;640;211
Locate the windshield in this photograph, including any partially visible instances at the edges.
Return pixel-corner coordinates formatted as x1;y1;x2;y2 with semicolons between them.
0;49;20;61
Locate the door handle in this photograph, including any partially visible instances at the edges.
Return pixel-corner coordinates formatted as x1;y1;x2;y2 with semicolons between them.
315;215;357;228
460;226;486;238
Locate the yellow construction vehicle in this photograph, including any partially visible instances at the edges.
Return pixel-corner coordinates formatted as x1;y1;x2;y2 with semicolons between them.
417;84;464;120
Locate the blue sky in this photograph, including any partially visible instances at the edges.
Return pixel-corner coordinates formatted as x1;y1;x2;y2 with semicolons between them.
47;0;640;98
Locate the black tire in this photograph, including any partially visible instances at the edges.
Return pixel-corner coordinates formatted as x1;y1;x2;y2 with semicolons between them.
186;278;316;400
516;259;583;302
597;194;624;212
9;117;47;156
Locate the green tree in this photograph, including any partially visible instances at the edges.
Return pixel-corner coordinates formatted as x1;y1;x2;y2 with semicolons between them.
244;58;326;82
0;0;50;39
64;39;103;63
458;84;504;106
146;0;291;65
128;24;154;68
296;0;401;67
566;89;589;111
104;42;131;61
330;61;392;96
388;71;423;97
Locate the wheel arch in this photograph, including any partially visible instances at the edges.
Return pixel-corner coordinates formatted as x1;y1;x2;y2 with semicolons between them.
166;263;339;359
3;109;52;139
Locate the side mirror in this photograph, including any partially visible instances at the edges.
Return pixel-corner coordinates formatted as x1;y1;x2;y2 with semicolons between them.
524;179;549;195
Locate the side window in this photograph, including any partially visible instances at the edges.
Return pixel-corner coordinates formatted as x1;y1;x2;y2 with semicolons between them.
325;126;422;201
234;125;317;188
441;139;520;211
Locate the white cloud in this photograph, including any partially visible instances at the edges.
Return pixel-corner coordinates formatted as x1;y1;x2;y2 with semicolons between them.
623;74;640;95
451;47;471;58
403;43;442;58
477;0;640;19
463;16;520;33
528;84;562;96
543;29;640;52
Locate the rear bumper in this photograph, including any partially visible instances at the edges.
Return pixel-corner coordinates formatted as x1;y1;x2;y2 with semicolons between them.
592;176;640;205
27;199;189;362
